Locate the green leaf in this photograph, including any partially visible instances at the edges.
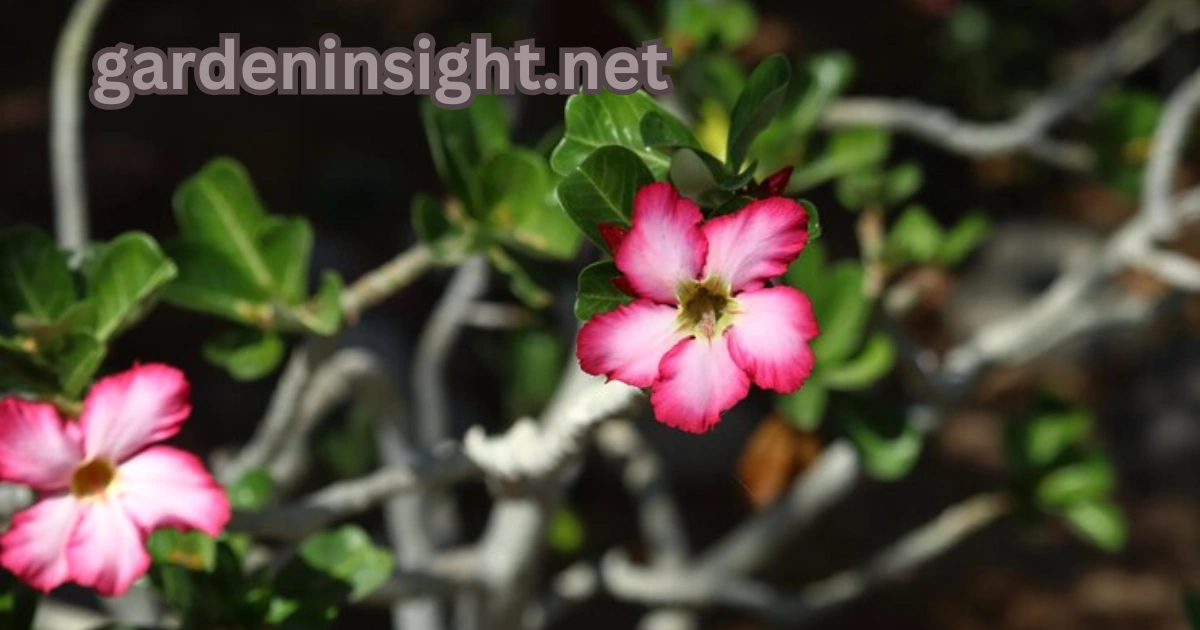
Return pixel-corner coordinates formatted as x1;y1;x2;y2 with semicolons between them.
666;0;758;51
789;51;855;136
0;338;60;394
669;148;729;208
547;507;586;554
482;148;581;260
937;212;991;265
789;128;891;191
147;529;217;572
834;168;885;211
173;157;274;290
726;55;790;170
226;468;273;511
203;328;285;381
778;382;828;431
575;260;634;320
1060;498;1127;551
296;525;394;602
0;569;39;630
487;247;552;308
257;217;313;305
83;232;177;342
551;91;674;178
55;333;106;397
810;262;870;364
412;192;472;264
0;226;75;324
296;271;345;336
162;241;271;327
801;199;823;242
841;402;923;481
1037;455;1116;508
557;146;655;252
12;300;95;353
886;205;945;265
784;241;827;297
640;110;701;150
422;95;510;216
885;162;924;205
1017;410;1092;469
821;333;895;390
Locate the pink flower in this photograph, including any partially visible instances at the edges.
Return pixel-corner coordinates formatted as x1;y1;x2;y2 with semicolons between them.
577;183;819;433
0;364;230;596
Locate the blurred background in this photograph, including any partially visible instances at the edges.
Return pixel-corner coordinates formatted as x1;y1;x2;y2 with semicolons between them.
5;0;1200;628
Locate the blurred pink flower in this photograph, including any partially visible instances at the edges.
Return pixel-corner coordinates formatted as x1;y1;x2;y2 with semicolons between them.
577;183;819;433
0;364;230;596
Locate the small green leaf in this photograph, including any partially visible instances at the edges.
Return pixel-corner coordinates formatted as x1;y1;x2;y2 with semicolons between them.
557;146;655;252
547;507;586;554
834;168;885;211
552;91;675;178
56;333;106;397
801;199;822;241
297;271;345;336
257;217;313;304
0;226;75;324
422;95;510;216
226;468;273;511
778;382;828;431
669;148;728;208
488;247;552;308
789;51;856;136
575;260;634;320
173;157;274;290
147;529;217;572
1019;410;1092;469
412;193;472;264
821;333;895;390
640;110;701;150
1060;498;1127;551
809;262;870;363
83;232;177;342
482;148;581;260
162;241;271;327
297;525;394;602
885;162;923;205
841;403;923;481
1037;455;1116;508
789;128;891;191
203;328;285;381
938;212;991;265
886;205;945;265
726;55;790;170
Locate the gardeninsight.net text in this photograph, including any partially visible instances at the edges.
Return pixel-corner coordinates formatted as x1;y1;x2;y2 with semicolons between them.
89;33;673;110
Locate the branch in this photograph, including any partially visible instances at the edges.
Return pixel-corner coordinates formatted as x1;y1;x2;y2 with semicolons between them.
820;0;1199;170
50;0;112;252
340;244;438;322
1142;65;1200;236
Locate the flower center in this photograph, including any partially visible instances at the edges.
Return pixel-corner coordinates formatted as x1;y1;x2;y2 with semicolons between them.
70;459;116;498
677;278;737;339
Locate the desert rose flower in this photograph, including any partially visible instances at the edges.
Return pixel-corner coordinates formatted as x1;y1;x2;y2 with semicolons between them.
577;183;818;433
0;364;230;596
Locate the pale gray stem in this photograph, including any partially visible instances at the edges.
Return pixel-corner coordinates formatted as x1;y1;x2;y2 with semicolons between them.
1142;65;1200;236
51;0;112;252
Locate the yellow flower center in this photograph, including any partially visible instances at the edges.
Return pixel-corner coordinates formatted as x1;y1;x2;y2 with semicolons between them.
70;459;117;498
677;277;739;340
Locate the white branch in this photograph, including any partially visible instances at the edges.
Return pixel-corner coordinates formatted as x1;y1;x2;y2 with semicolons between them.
1142;66;1200;235
50;0;112;252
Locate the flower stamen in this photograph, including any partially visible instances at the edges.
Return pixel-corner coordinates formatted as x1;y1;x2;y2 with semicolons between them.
70;459;116;498
677;277;738;339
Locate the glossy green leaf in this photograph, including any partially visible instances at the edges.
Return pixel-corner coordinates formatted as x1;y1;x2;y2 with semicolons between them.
551;91;674;178
482;148;581;259
640;110;701;150
203;328;285;381
778;382;828;431
297;525;394;602
163;241;271;327
0;226;75;324
669;148;727;208
575;260;634;320
173;157;274;290
422;95;510;216
726;55;790;170
1037;455;1116;508
810;262;870;363
226;468;273;511
83;232;177;342
1060;498;1127;551
801;199;822;242
938;212;991;265
257;217;313;305
821;333;895;390
557;146;654;252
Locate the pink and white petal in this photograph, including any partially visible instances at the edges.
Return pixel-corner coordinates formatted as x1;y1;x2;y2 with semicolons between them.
727;286;818;393
118;446;231;537
0;495;81;593
67;500;150;597
614;183;707;303
577;300;687;388
79;364;191;463
0;398;82;492
649;336;751;433
701;196;808;292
